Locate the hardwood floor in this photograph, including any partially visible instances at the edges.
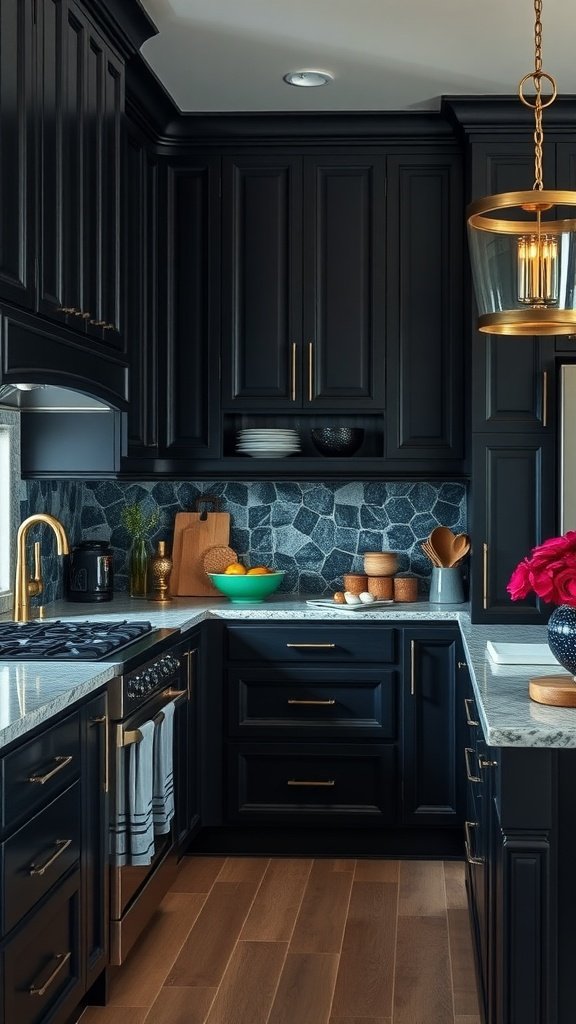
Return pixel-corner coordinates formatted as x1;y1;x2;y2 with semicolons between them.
80;857;480;1024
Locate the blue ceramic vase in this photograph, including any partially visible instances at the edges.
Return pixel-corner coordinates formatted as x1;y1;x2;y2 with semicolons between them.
547;604;576;675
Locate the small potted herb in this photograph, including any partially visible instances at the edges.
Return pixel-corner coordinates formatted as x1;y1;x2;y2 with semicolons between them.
121;503;160;597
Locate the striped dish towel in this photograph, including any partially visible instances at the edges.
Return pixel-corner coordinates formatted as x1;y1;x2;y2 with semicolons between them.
152;698;176;835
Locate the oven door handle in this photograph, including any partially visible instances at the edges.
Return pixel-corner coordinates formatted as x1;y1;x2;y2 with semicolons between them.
117;688;189;748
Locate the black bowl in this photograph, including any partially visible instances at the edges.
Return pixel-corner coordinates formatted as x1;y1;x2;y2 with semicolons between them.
310;427;364;457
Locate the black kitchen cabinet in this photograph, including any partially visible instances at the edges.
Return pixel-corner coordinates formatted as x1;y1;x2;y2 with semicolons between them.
221;152;387;413
38;0;124;346
0;691;110;1024
471;434;555;623
122;121;160;458
402;628;465;825
385;152;464;463
82;694;108;992
157;157;221;461
0;0;35;311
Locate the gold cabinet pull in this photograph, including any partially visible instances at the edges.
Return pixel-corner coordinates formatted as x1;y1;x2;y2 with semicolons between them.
287;779;335;787
410;639;416;695
542;370;548;427
287;698;336;706
28;754;73;785
464;746;481;783
464;820;483;865
103;322;115;330
479;755;498;769
29;838;72;877
29;952;71;997
464;698;479;727
286;643;336;649
483;542;489;610
307;341;314;401
290;342;297;402
89;319;108;327
90;710;109;794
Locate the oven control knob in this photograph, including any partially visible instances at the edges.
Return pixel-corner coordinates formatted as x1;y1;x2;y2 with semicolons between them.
160;658;171;676
150;667;161;685
128;675;142;696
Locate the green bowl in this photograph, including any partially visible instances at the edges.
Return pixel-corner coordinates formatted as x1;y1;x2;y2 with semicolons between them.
207;571;285;603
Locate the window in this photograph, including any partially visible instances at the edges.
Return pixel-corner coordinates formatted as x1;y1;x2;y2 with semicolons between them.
0;408;20;615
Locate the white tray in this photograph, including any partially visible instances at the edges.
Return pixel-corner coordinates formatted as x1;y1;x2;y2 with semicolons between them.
486;641;559;665
306;599;394;612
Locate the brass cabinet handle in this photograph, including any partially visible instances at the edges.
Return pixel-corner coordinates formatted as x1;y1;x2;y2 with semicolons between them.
308;342;314;401
287;779;335;787
29;838;73;877
479;755;498;769
28;754;73;785
90;711;109;794
102;322;115;330
287;698;336;706
410;639;416;695
464;698;479;727
464;820;483;865
290;342;297;402
56;306;77;314
464;746;481;783
286;643;336;649
483;543;488;610
29;952;71;997
542;370;548;428
457;661;467;669
89;319;108;327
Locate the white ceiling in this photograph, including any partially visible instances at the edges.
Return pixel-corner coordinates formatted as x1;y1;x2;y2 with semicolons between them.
137;0;576;113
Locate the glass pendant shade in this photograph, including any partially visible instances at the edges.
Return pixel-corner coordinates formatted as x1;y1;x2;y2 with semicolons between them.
467;189;576;335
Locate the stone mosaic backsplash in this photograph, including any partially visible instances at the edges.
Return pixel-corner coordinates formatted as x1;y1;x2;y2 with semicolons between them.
21;479;467;603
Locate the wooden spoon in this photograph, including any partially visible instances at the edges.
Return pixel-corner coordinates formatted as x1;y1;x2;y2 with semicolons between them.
450;533;470;566
428;526;456;567
421;540;443;568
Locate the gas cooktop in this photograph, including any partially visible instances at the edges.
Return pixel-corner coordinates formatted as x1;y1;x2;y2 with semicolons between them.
0;619;156;660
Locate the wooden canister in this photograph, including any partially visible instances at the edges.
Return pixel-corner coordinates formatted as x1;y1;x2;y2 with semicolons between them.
367;576;393;599
343;573;368;594
393;576;418;602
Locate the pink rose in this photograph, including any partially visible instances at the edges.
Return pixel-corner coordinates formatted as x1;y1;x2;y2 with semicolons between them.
507;531;576;605
507;560;533;600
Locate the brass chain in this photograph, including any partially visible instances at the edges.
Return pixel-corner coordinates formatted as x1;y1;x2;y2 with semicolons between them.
533;0;544;188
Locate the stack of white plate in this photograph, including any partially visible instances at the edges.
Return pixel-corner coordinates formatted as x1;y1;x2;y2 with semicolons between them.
236;428;301;459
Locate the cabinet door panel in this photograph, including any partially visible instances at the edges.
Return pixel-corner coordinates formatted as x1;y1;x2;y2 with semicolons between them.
402;630;463;824
82;26;106;332
161;159;221;457
0;0;34;308
37;0;67;318
386;153;463;459
473;335;551;432
304;155;386;409
471;434;555;623
95;49;123;343
83;693;108;989
222;155;302;408
60;2;85;321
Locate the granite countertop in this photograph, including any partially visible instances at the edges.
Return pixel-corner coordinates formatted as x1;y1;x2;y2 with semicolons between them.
1;594;575;751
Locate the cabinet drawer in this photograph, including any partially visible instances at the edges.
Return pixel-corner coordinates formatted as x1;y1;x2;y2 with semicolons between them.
226;624;397;664
2;712;80;831
228;667;397;738
228;742;397;822
2;783;81;936
3;869;82;1024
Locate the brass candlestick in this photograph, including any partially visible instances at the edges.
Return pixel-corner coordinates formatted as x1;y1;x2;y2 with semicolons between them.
149;540;173;602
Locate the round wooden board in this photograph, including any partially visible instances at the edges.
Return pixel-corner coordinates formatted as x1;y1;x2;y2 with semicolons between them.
529;675;576;706
202;544;238;575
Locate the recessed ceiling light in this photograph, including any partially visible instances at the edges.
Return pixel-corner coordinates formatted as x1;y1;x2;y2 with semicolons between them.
283;70;334;88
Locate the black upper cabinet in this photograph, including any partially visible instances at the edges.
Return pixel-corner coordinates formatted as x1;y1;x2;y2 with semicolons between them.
122;123;159;457
221;152;386;411
158;157;221;460
38;0;124;348
0;0;35;309
386;152;464;462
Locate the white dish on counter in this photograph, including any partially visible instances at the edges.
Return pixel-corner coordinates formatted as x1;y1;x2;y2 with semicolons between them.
486;641;559;665
306;598;394;612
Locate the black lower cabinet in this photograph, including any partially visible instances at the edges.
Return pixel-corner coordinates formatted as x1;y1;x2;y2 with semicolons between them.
174;635;201;850
82;694;109;992
402;629;465;825
196;620;464;856
3;871;83;1024
462;669;576;1024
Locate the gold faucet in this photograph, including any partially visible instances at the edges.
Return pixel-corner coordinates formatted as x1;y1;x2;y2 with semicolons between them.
14;514;70;622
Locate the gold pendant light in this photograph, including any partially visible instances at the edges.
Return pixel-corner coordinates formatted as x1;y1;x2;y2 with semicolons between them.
467;0;576;336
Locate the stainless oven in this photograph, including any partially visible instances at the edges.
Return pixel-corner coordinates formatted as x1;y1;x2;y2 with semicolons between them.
108;635;195;966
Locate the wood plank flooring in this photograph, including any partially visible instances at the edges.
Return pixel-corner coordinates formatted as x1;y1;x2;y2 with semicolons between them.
80;857;480;1024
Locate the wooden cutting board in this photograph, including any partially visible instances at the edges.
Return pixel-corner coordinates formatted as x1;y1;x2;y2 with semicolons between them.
170;503;231;597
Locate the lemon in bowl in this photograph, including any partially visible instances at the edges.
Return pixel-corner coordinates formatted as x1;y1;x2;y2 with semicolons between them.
207;570;285;603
